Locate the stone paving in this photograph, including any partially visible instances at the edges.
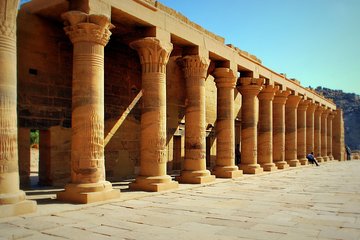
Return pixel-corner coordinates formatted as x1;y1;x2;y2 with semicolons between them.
1;160;360;240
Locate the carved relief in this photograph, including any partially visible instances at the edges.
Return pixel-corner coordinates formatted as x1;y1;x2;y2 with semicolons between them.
130;37;173;74
0;0;19;38
62;11;114;46
178;55;210;79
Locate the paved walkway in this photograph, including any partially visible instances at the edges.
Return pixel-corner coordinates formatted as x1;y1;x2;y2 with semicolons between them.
1;160;360;240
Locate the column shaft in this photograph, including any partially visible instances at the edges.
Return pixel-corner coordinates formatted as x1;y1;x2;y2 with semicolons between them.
212;68;242;178
0;0;36;217
258;85;278;171
333;109;345;161
327;112;335;160
285;95;301;167
306;103;316;156
273;90;291;169
57;11;120;203
297;100;309;165
314;106;324;162
237;77;264;174
177;55;215;183
321;109;329;161
129;37;178;191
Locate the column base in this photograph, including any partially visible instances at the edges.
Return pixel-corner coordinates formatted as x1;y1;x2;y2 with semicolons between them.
130;175;178;192
287;159;301;167
328;155;334;160
212;166;243;178
0;191;37;218
274;161;290;169
238;164;263;174
176;170;216;184
260;163;278;172
57;181;120;204
299;158;308;165
322;156;329;161
317;156;324;162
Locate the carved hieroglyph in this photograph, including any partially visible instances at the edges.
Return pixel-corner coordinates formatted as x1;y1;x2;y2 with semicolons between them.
0;0;36;217
297;99;310;165
314;105;324;162
237;77;264;174
258;85;278;171
57;11;120;203
273;90;291;169
285;95;301;167
211;68;242;178
176;55;215;183
129;37;178;191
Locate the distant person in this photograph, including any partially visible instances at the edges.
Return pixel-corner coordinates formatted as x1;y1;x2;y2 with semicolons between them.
235;144;241;165
345;145;352;160
306;152;319;166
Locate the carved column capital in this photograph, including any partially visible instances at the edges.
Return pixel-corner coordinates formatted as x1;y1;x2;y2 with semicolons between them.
237;77;264;96
286;95;302;108
307;102;317;113
130;37;173;74
322;108;331;117
0;0;19;38
258;85;279;100
298;99;311;111
62;11;114;46
212;68;237;88
273;90;291;104
178;55;210;79
327;111;336;120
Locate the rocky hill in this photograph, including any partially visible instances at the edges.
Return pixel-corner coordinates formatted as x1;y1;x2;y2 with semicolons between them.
315;87;360;150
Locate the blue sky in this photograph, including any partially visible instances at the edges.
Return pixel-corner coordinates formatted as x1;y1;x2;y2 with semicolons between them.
158;0;360;94
19;0;360;94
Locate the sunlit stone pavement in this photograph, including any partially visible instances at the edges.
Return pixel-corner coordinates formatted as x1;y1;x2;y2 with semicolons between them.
1;160;360;240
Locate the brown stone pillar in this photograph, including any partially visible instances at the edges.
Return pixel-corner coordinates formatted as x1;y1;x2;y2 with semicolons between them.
212;68;242;178
57;11;120;203
285;95;301;167
177;55;215;183
321;109;330;161
237;77;264;174
0;0;37;217
306;102;316;156
327;111;335;160
258;85;278;171
297;100;310;165
314;105;324;162
273;90;291;169
129;37;178;191
333;109;345;161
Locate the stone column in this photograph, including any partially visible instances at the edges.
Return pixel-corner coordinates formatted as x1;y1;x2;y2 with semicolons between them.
297;99;310;165
321;109;330;161
273;90;291;169
57;11;120;203
285;95;301;167
177;55;215;183
327;111;335;160
0;0;37;217
129;37;178;191
306;102;316;156
333;109;345;161
237;77;264;174
257;85;278;171
314;105;324;162
212;68;242;178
